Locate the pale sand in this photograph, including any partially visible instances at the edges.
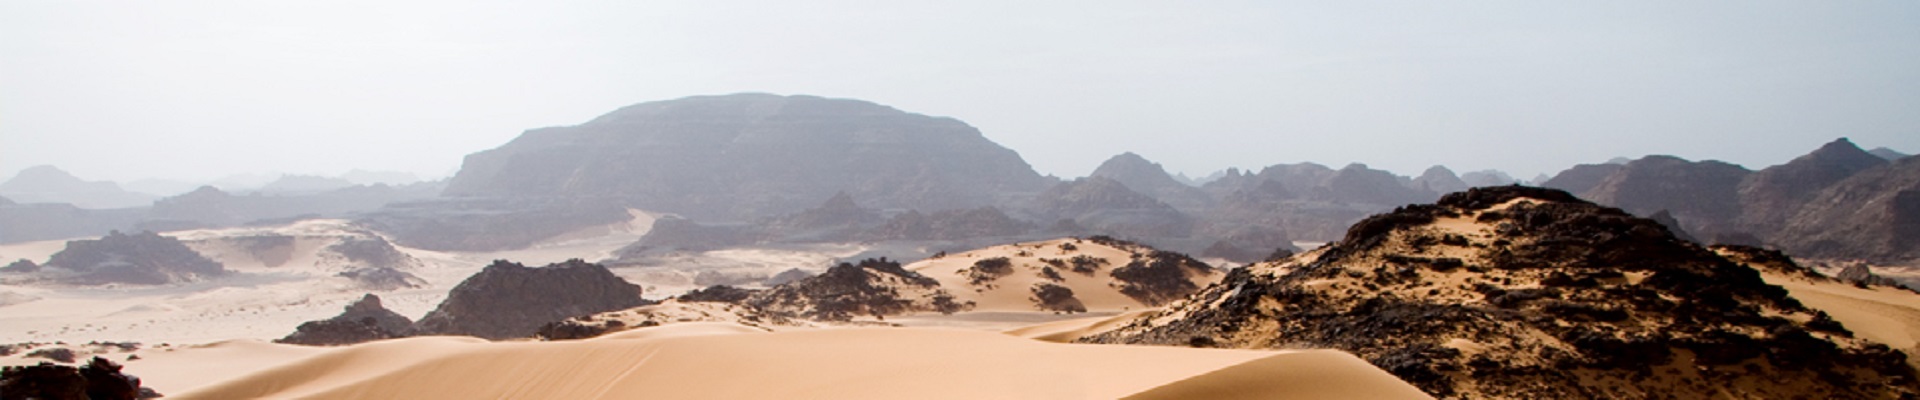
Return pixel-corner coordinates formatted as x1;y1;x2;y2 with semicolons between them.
163;322;1430;400
1762;271;1920;369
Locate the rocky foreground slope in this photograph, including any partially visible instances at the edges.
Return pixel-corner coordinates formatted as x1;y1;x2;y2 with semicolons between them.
1084;186;1917;399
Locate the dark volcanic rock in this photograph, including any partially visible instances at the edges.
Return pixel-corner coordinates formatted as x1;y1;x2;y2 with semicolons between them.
742;258;969;321
442;93;1051;221
1085;186;1917;399
42;231;227;285
412;259;650;339
1581;155;1750;238
1773;157;1920;263
677;285;760;303
279;294;416;346
1088;152;1215;212
1736;138;1887;237
1028;177;1192;240
0;357;154;400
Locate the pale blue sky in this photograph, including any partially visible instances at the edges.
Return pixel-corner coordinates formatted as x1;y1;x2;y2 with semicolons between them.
3;1;1916;185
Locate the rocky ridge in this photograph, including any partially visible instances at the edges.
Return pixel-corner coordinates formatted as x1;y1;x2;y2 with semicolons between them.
1083;186;1917;399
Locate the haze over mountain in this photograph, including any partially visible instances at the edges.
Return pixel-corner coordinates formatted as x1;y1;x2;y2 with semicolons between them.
0;166;155;209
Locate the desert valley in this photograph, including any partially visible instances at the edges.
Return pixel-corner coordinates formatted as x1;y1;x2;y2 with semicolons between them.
0;94;1917;399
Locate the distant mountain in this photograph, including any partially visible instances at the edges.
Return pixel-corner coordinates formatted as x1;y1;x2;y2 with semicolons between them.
1458;170;1518;187
1736;138;1887;237
0;166;155;209
256;175;356;194
1581;155;1750;236
1870;147;1910;161
1412;166;1468;194
1088;152;1215;212
1319;163;1434;205
1028;177;1192;240
1085;186;1917;398
339;170;422;186
1540;163;1624;196
1772;156;1920;263
442;93;1052;221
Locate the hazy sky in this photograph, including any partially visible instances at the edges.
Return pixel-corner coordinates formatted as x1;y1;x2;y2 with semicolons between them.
4;1;1917;186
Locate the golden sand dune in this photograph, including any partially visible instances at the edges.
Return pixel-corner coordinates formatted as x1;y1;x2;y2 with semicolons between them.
1760;271;1920;369
166;322;1430;400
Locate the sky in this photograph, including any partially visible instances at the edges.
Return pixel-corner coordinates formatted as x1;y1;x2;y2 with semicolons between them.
3;1;1917;187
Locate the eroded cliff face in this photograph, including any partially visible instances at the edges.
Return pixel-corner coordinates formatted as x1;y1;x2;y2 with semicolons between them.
441;93;1050;221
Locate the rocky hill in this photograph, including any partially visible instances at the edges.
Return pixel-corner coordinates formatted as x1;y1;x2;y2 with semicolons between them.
1735;138;1887;237
1028;177;1192;240
1872;147;1910;161
905;237;1220;312
1413;166;1469;194
1580;155;1750;237
734;258;968;321
29;231;228;285
1083;186;1916;398
441;93;1052;221
412;259;651;339
278;293;415;346
1539;163;1623;195
1088;152;1215;212
1772;156;1920;262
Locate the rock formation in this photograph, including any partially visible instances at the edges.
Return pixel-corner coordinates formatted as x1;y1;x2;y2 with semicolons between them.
1458;170;1519;188
1028;177;1192;240
1772;156;1920;262
1735;138;1887;237
1088;152;1215;212
1580;155;1750;237
1413;166;1469;194
412;259;650;339
0;357;156;400
442;93;1052;221
278;294;415;345
1538;163;1623;195
737;258;969;321
1085;186;1917;399
40;231;227;285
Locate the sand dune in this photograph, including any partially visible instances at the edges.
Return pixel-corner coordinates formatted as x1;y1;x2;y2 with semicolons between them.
166;322;1429;399
1760;270;1920;369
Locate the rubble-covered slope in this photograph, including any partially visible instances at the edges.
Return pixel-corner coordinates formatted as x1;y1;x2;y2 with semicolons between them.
1084;186;1917;399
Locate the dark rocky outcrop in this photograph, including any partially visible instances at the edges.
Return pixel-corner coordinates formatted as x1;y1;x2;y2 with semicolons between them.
278;294;415;346
1085;186;1917;399
1088;152;1215;212
442;93;1051;221
0;357;156;400
40;231;227;285
1646;209;1698;244
1835;262;1905;289
1029;282;1086;313
1736;138;1888;237
412;259;650;339
741;258;969;321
